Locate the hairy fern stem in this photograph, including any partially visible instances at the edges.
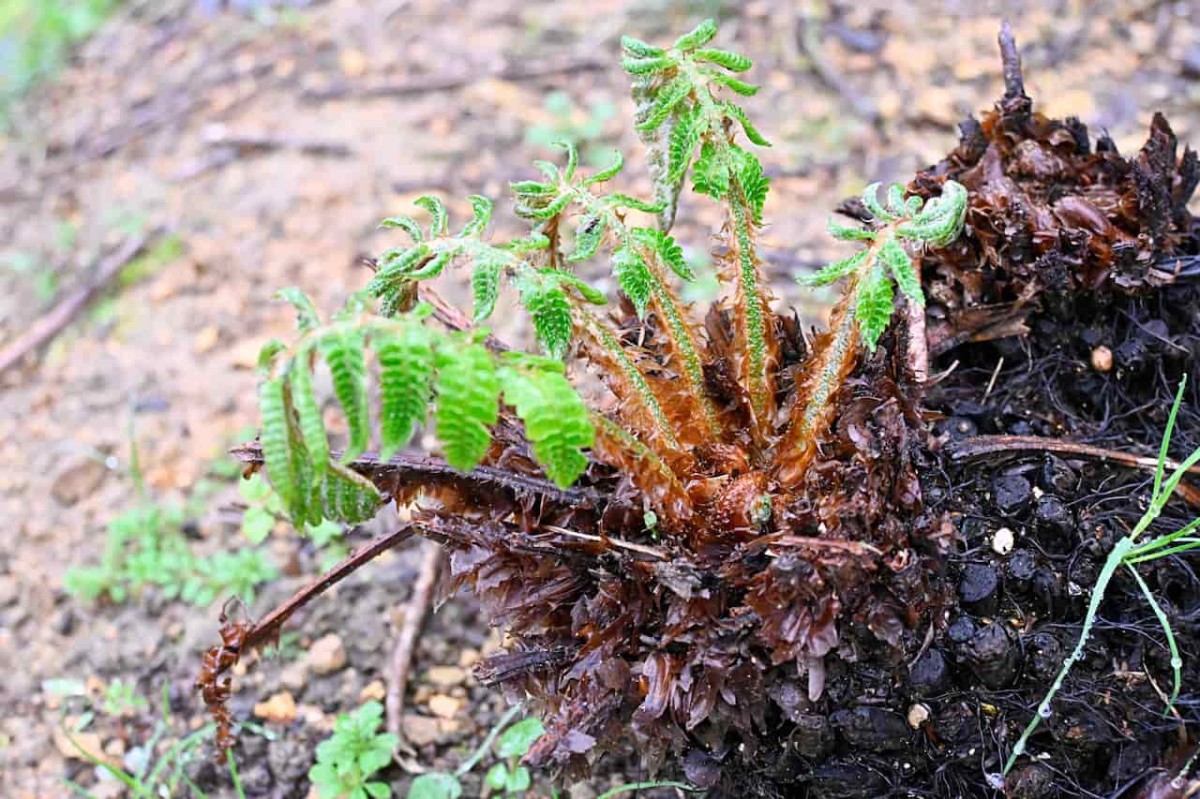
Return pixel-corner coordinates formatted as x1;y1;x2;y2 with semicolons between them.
728;186;773;431
578;308;683;454
775;288;859;486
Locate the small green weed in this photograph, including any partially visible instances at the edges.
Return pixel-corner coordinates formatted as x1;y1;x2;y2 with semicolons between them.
64;501;277;607
309;701;399;799
1003;375;1200;779
405;707;695;798
101;679;148;717
60;683;240;799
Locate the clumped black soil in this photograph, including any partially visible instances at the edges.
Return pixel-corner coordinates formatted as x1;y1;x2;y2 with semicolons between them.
715;35;1200;799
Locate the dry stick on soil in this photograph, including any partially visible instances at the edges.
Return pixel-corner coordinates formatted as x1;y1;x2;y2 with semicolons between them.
0;229;160;376
386;539;445;757
948;434;1200;501
243;525;416;652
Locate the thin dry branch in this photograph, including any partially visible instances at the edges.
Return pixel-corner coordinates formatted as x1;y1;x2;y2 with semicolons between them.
386;540;445;756
244;525;416;652
0;230;161;376
948;435;1200;504
302;57;608;102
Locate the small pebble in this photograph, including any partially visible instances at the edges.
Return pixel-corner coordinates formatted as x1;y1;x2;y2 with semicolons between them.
307;634;347;675
992;527;1015;555
1090;345;1113;372
959;563;1001;615
993;474;1033;516
906;703;930;729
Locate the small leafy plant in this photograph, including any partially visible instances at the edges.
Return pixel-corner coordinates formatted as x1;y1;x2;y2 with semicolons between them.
405;708;540;799
309;701;399;799
199;17;967;785
65;501;278;607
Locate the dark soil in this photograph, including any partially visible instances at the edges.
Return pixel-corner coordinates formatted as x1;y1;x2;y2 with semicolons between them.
708;39;1200;799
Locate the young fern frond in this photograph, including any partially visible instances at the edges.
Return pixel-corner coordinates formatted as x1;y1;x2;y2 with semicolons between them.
255;294;595;528
623;20;777;434
513;142;721;442
775;180;967;486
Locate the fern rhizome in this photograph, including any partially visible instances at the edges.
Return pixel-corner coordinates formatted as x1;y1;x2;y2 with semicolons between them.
199;19;969;783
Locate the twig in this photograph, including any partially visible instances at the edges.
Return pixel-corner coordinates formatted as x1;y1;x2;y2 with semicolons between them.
997;20;1033;121
387;540;445;760
302;57;608;103
769;534;883;556
0;230;160;376
998;20;1027;103
542;525;667;559
201;127;354;158
244;525;416;652
173;128;354;181
948;435;1200;503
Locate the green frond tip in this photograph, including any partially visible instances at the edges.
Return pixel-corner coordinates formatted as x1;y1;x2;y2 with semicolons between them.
517;272;576;359
414;195;449;237
693;48;752;72
827;217;876;242
632;227;694;281
379;215;423;242
673;19;718;52
798;250;868;288
257;339;287;376
277;288;322;333
635;74;693;133
552;140;579;181
878;234;923;305
458;195;493;238
613;245;652;318
585;151;624;186
896;180;968;247
860;182;897;222
621;35;665;59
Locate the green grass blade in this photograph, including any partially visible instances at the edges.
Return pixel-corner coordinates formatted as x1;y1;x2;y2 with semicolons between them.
1124;539;1200;565
1127;565;1182;714
1154;375;1188;501
1004;535;1135;775
1126;517;1200;560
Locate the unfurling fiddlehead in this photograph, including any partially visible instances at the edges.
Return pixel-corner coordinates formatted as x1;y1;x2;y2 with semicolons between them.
775;180;967;486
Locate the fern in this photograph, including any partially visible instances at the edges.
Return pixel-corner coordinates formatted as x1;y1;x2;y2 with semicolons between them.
622;20;776;431
777;180;967;485
797;180;967;350
254;296;595;526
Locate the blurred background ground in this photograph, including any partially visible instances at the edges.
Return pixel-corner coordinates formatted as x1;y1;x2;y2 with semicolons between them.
0;0;1197;796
